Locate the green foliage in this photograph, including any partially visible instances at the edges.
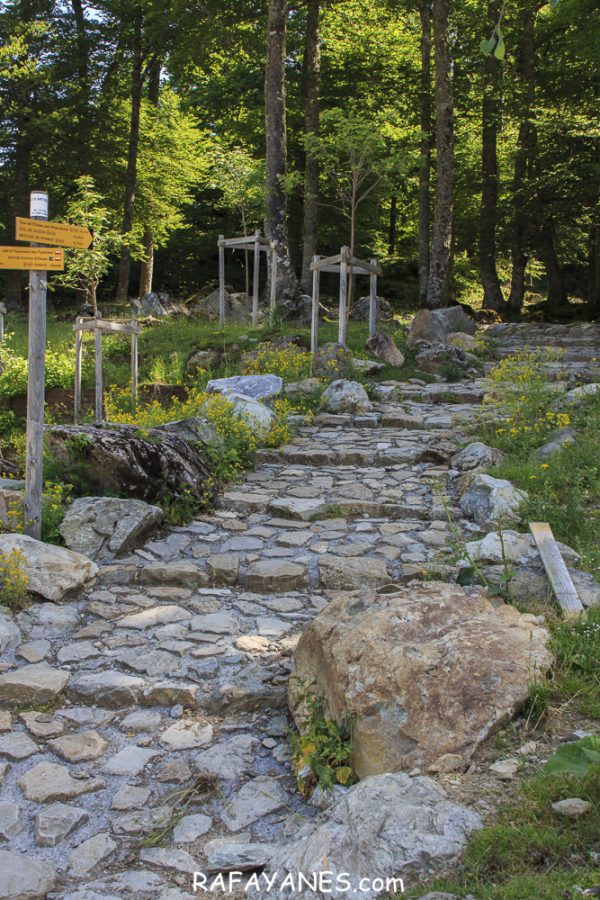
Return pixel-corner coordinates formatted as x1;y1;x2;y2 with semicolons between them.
289;682;357;798
544;737;600;778
241;342;311;382
549;608;600;718
208;142;265;234
0;549;29;610
0;336;89;397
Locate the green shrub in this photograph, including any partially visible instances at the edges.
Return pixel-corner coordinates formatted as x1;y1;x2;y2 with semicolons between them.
0;549;29;610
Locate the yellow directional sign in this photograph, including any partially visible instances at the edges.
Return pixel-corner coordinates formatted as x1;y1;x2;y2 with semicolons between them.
16;217;93;250
0;247;64;271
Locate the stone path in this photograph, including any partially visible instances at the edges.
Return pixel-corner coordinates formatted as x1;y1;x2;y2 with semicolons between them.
0;323;598;899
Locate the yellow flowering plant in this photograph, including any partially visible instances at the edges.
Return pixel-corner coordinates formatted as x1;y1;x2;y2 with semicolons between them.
0;549;29;610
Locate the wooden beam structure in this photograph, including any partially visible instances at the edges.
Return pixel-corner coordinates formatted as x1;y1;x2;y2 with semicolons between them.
73;316;139;424
217;231;278;326
529;522;584;618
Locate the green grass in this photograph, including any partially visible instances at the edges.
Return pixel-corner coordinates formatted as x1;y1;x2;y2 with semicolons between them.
405;767;600;899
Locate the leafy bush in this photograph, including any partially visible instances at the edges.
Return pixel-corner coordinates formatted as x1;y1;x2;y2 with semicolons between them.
0;481;72;546
241;342;311;381
0;549;29;610
289;683;356;797
0;337;91;397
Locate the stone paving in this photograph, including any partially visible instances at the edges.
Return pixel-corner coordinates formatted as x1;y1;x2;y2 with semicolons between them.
0;322;598;898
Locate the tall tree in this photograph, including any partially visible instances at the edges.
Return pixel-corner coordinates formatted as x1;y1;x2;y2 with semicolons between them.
300;0;321;293
265;0;297;298
418;0;432;306
479;0;505;311
427;0;454;309
115;4;144;303
138;54;161;298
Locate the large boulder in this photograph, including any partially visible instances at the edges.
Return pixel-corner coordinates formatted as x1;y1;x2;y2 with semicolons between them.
321;380;372;415
533;427;575;460
365;332;405;368
59;497;163;562
409;308;476;347
153;417;221;447
227;393;275;432
0;534;98;602
207;375;283;402
186;348;223;376
265;774;482;899
451;442;505;472
459;474;527;527
415;343;473;375
289;581;551;777
349;296;394;323
312;343;353;378
46;425;216;506
189;289;251;323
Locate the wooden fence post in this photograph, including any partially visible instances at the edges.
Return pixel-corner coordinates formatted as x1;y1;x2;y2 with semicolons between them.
311;255;320;355
218;235;225;326
369;259;377;339
94;323;103;426
338;247;348;345
270;244;278;324
0;302;5;343
131;308;138;410
74;316;83;424
252;229;261;326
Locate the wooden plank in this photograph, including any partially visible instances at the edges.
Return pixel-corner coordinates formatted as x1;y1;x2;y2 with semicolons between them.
94;328;103;426
0;246;64;271
338;253;348;345
270;245;278;323
311;252;343;270
313;264;371;276
218;235;226;325
347;254;382;276
369;261;377;339
74;319;139;335
252;229;260;326
16;217;92;249
74;317;83;424
529;522;584;618
131;320;138;409
220;235;271;248
311;255;320;355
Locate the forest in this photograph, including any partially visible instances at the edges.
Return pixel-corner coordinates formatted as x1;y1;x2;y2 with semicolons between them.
1;0;598;317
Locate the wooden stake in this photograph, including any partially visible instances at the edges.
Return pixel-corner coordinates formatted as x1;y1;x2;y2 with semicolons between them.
252;229;261;326
24;191;49;540
311;255;320;355
529;522;584;618
74;316;83;424
369;259;377;339
218;235;225;326
338;247;348;345
131;308;138;409
0;302;5;343
95;325;103;426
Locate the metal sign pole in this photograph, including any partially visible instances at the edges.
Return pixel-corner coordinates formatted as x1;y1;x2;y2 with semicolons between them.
24;190;49;539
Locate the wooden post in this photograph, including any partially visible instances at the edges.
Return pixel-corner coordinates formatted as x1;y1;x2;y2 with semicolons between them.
252;229;261;326
74;316;83;424
338;246;348;345
369;259;377;339
529;522;584;618
94;324;103;425
270;244;278;324
0;302;5;343
24;191;49;540
218;235;225;326
311;255;320;355
131;308;138;410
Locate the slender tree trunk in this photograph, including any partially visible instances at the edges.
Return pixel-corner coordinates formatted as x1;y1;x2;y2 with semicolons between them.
427;0;454;309
116;7;144;304
70;0;91;174
479;0;505;312
300;0;321;293
418;0;432;306
265;0;297;299
138;56;161;298
507;5;535;316
389;195;398;254
537;216;568;307
589;219;600;315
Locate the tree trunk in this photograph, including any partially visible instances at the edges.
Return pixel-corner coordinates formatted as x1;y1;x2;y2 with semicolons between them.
300;0;321;294
389;195;398;254
138;56;161;299
116;7;144;303
507;5;535;316
427;0;454;309
265;0;297;299
70;0;91;174
418;0;432;306
589;220;600;315
479;0;505;312
538;217;568;308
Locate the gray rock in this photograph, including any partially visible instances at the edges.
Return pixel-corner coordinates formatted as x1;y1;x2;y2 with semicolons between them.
0;664;70;708
415;342;472;375
551;798;592;818
312;343;353;377
460;530;579;567
16;639;50;663
160;720;213;750
0;612;21;654
0;534;97;602
118;649;180;677
365;332;405;368
0;801;22;839
18;762;104;803
154;415;220;447
489;758;519;780
139;847;200;874
119;710;162;734
204;838;275;872
220;775;289;831
193;733;259;782
140;292;168;317
172;813;213;843
19;711;65;739
68;671;146;708
565;383;600;402
409;307;476;346
318;556;389;591
268;497;327;521
186;348;223;375
451;442;505;472
102;746;158;776
459;474;527;527
69;833;117;877
35;803;89;847
56;640;100;663
117;604;191;630
47;730;109;763
0;732;39;760
60;497;163;561
0;848;58;899
207;374;283;401
321;380;372;415
110;785;151;811
266;774;481;899
228;393;275;431
533;427;575;460
245;559;308;592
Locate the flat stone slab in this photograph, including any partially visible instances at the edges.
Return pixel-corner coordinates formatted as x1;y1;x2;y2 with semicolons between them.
69;832;117;876
207;374;283;401
245;559;308;592
117;605;192;630
102;746;159;776
220;775;289;831
268;497;328;521
18;762;104;803
47;730;109;763
0;848;58;899
35;803;89;847
0;533;98;602
160;720;213;750
0;801;22;840
68;671;146;708
0;731;39;760
0;664;70;708
318;555;390;590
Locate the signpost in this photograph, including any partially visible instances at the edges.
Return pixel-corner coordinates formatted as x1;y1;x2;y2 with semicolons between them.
23;191;49;539
0;247;64;270
15;217;92;250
